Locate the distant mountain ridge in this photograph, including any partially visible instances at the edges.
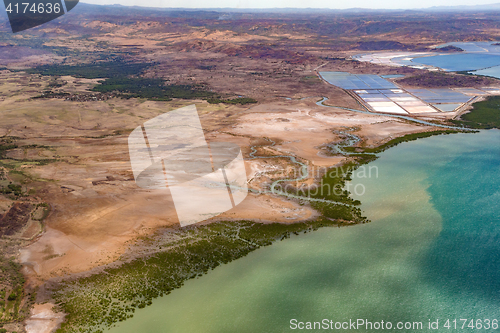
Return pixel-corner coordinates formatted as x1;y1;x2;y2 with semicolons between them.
69;2;500;12
1;1;500;21
426;2;500;11
2;1;500;31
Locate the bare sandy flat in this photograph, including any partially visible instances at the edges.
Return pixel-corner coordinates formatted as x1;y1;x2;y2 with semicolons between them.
25;303;65;333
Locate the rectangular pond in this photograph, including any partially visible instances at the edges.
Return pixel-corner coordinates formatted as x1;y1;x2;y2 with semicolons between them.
319;72;398;90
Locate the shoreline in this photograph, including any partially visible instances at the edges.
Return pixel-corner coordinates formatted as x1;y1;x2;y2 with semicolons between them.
15;90;480;333
38;127;469;333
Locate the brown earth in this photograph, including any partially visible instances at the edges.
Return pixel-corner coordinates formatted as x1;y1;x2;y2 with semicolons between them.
0;202;33;236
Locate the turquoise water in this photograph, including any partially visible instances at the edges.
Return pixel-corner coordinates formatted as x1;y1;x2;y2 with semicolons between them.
438;42;500;53
109;130;500;333
380;74;405;79
471;66;500;79
411;53;500;71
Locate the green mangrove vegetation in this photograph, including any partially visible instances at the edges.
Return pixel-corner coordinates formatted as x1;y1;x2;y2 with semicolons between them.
451;96;500;129
286;157;374;224
51;219;348;333
288;160;361;203
342;129;463;154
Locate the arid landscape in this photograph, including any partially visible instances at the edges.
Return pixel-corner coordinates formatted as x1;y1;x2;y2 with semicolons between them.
0;4;499;333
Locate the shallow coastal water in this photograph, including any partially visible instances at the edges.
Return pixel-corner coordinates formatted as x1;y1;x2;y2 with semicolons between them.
110;130;500;332
411;53;500;71
471;66;500;79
